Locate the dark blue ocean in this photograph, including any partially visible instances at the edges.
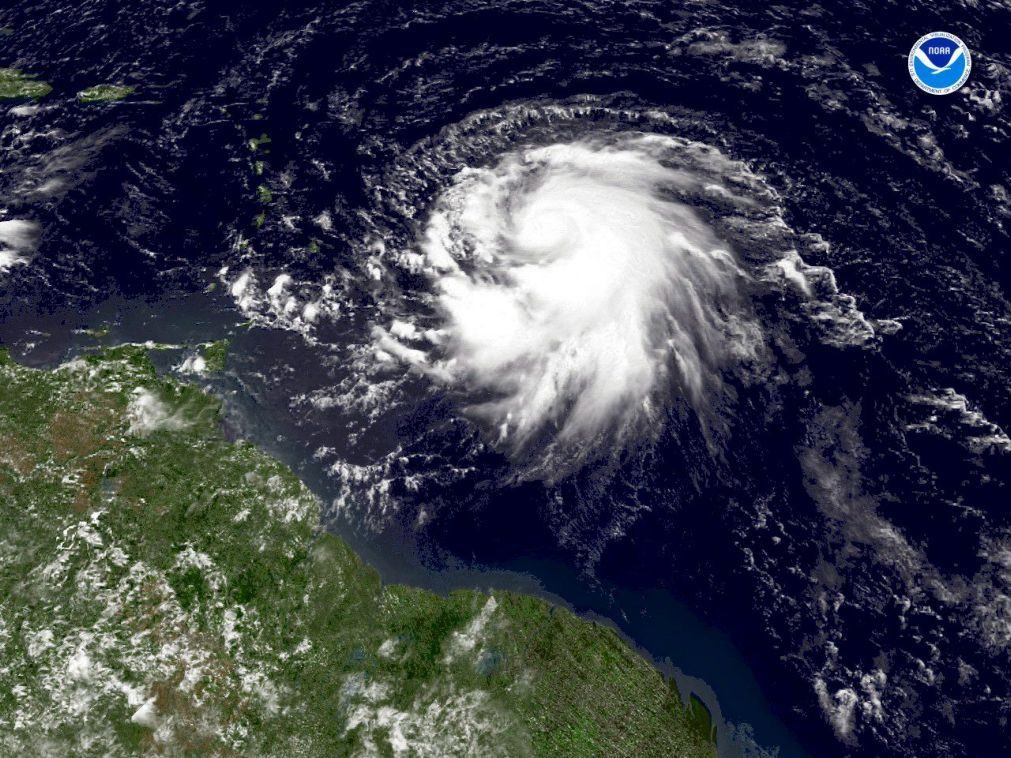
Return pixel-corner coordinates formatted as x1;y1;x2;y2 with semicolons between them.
2;2;1011;755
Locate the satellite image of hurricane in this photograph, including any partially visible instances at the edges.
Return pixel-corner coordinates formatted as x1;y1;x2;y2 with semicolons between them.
1;1;1010;756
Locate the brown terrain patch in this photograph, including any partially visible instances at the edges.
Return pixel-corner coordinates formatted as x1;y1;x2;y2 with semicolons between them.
50;394;123;460
0;437;36;477
47;394;126;511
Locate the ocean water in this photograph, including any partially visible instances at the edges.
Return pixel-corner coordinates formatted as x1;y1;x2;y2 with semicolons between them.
3;2;1011;754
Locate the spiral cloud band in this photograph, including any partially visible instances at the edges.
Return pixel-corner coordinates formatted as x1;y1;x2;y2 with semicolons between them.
381;135;756;466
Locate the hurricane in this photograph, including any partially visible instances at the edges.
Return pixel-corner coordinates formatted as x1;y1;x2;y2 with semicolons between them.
374;134;759;472
3;2;1010;756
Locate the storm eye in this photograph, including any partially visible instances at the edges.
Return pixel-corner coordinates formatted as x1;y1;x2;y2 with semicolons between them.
376;135;761;475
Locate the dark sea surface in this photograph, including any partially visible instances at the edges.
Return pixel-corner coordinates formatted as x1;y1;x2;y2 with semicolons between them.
2;2;1011;756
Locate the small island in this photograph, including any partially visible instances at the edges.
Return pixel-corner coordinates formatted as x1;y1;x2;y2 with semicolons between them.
77;84;134;102
0;68;51;100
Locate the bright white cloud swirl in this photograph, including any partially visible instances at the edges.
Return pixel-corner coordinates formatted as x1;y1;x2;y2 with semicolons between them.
378;135;760;475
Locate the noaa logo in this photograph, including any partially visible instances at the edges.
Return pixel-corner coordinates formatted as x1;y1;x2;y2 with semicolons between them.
908;32;971;95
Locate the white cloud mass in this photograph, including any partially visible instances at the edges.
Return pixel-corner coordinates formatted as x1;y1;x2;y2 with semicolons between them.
381;136;752;471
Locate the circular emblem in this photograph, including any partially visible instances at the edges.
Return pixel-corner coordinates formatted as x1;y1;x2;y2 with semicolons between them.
908;32;972;95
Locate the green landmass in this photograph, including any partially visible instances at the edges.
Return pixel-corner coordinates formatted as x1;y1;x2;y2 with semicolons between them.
689;693;718;745
0;346;715;756
200;339;229;373
257;184;273;204
0;68;52;100
78;84;135;102
247;132;271;152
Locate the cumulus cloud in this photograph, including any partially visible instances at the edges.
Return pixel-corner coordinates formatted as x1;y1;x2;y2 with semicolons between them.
127;389;188;435
0;219;40;272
